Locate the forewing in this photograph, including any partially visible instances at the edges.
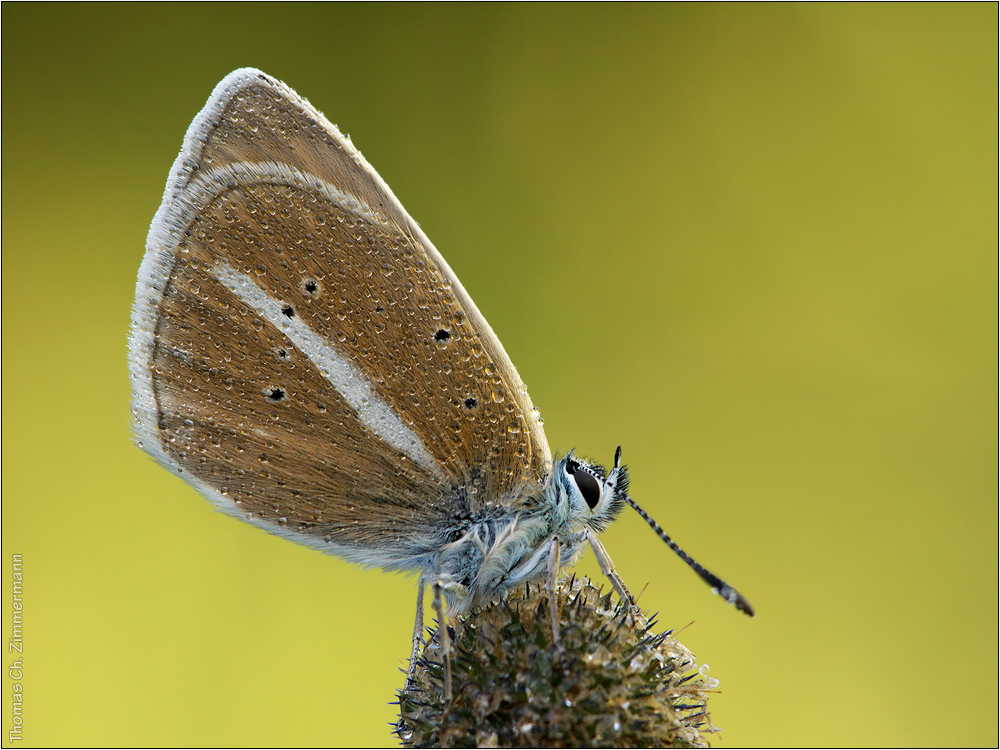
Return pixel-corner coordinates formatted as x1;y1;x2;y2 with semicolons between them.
129;69;551;566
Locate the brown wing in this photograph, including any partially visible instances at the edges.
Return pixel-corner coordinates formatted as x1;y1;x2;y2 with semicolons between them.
130;69;551;565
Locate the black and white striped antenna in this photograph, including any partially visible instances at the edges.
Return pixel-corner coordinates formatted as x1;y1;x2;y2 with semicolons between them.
614;445;755;617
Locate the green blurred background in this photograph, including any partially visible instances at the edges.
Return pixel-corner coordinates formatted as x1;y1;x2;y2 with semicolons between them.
2;4;996;747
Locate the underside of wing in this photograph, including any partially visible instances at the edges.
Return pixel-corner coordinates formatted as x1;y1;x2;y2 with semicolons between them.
129;69;552;566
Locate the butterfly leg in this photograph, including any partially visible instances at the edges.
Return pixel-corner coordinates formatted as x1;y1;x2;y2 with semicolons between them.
585;530;638;616
432;580;453;706
545;536;562;646
404;576;426;690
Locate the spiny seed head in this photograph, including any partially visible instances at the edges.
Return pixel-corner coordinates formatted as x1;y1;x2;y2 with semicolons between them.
396;577;722;748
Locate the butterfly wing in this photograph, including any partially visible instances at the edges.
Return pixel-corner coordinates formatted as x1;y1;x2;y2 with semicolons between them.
129;69;551;568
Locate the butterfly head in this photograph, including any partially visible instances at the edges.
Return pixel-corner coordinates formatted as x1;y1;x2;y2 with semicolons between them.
555;446;629;534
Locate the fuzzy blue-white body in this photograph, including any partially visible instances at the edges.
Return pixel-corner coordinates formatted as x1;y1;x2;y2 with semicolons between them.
425;453;629;614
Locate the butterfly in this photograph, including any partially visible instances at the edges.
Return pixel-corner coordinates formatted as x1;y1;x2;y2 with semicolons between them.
129;68;752;701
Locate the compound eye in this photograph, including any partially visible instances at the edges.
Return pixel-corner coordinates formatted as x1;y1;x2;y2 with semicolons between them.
566;461;602;510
